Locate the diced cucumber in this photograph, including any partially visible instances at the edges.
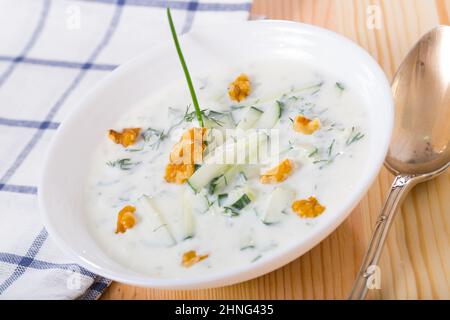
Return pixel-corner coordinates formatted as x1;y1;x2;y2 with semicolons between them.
253;102;282;129
259;187;295;225
237;106;263;130
187;164;230;193
230;194;252;210
182;190;196;240
208;166;239;194
138;196;177;245
223;187;256;214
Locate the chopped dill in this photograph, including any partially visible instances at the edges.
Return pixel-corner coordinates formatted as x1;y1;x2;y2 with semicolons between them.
106;158;141;170
240;244;255;251
185;109;228;127
308;147;319;157
336;82;346;92
251;255;262;263
327;139;335;157
313;152;343;169
153;224;167;232
126;146;144;152
346;127;365;145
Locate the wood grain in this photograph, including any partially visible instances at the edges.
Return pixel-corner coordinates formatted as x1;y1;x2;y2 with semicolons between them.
102;0;450;300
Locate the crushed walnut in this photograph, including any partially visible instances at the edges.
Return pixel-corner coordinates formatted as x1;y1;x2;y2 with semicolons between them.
108;128;141;147
292;196;326;218
228;74;251;102
293;115;321;135
165;127;207;184
181;250;209;268
165;163;196;184
115;205;136;234
260;159;293;184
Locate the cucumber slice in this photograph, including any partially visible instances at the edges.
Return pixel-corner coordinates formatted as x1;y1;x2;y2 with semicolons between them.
259;187;295;225
237;106;263;130
138;196;177;245
182;190;196;239
187;164;230;193
253;102;282;129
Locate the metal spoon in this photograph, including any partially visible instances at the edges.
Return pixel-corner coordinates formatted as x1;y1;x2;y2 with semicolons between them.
349;25;450;300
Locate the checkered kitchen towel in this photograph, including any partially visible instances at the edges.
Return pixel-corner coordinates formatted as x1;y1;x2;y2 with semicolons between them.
0;0;251;300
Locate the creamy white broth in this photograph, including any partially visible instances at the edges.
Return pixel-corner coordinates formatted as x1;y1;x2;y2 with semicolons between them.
85;59;369;277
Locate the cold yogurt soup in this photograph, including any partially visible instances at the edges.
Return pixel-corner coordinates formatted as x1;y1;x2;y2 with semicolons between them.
85;59;369;278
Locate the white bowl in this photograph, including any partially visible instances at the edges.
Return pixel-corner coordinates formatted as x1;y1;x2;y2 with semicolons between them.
39;20;393;289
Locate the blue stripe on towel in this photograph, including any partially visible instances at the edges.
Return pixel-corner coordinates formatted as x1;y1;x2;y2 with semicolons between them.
181;1;199;33
0;252;97;278
0;117;60;130
81;0;252;12
0;0;51;88
0;184;37;195
0;229;48;294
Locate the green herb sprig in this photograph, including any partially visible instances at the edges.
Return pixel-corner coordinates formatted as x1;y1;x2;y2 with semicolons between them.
336;82;346;92
346;127;365;145
106;158;141;170
167;7;203;127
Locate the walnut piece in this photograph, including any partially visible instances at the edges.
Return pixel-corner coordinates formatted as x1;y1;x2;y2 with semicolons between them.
293;115;321;135
292;196;326;218
228;73;251;102
115;205;136;234
182;250;209;268
108;128;141;147
260;159;293;184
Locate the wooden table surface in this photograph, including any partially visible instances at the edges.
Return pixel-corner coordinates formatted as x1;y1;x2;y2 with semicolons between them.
102;0;450;300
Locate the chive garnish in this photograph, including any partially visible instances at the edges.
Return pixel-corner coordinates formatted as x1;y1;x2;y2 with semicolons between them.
167;7;203;127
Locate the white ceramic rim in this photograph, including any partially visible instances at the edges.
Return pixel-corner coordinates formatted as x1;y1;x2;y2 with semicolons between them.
38;20;394;289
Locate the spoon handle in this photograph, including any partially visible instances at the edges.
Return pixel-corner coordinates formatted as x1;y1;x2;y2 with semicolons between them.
348;174;417;300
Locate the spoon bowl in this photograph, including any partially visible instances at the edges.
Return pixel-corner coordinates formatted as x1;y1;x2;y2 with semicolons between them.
387;25;450;176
